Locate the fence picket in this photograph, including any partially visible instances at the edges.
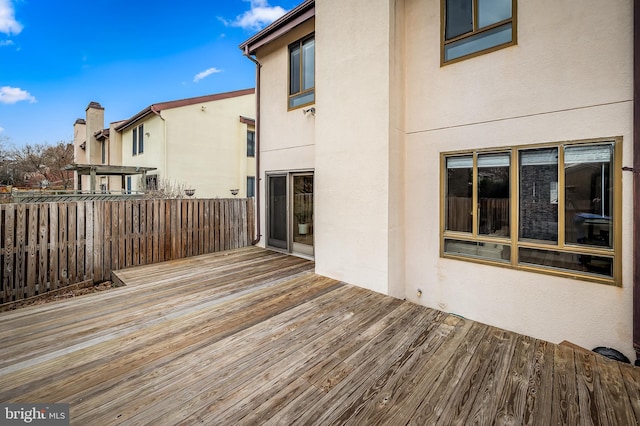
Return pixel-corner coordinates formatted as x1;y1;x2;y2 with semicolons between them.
38;204;48;290
4;205;15;301
0;198;254;304
68;203;77;284
27;205;38;295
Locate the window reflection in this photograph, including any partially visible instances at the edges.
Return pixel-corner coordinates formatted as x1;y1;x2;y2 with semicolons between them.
478;153;510;236
478;0;512;28
564;144;613;248
446;156;473;233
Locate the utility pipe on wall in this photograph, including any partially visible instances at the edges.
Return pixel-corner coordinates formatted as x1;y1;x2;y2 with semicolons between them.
243;46;262;245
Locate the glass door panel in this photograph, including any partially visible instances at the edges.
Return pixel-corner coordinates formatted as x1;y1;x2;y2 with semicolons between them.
268;175;287;249
292;174;314;256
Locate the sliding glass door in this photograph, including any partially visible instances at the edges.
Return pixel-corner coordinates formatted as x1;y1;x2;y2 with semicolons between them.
267;172;314;257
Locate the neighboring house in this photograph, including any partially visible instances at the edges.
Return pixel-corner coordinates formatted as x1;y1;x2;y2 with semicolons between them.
240;0;637;360
114;89;256;198
72;89;257;198
73;102;126;192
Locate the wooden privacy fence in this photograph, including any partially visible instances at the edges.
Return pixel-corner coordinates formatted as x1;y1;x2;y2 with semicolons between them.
0;198;255;304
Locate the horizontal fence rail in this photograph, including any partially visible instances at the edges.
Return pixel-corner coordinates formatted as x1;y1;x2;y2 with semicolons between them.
0;198;255;304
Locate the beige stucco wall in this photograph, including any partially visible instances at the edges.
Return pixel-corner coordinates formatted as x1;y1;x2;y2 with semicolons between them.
120;115;164;191
314;0;405;297
120;93;256;198
255;18;317;247
252;0;634;358
403;0;634;357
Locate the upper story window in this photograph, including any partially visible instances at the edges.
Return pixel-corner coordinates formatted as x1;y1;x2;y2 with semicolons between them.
442;0;516;64
247;130;255;157
101;140;106;164
441;138;621;286
132;124;144;156
289;35;315;109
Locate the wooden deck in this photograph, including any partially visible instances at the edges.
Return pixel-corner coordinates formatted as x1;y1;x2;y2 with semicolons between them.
0;246;639;425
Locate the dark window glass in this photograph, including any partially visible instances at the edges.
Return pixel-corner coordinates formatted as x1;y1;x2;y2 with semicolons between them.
132;128;138;156
519;247;613;279
519;148;558;243
446;156;473;233
139;124;144;154
478;153;510;236
289;45;301;95
445;0;473;40
247;176;255;198
247;131;255;157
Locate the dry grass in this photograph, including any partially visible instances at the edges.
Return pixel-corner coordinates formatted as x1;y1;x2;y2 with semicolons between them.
0;282;115;312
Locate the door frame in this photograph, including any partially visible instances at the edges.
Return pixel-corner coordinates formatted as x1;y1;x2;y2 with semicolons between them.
265;170;314;258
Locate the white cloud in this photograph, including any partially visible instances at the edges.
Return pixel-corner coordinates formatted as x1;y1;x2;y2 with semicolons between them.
0;0;23;35
0;126;4;133
193;67;222;83
0;39;13;46
0;86;36;104
220;0;287;31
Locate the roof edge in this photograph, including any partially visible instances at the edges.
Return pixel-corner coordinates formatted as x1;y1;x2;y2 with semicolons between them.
239;0;315;55
115;88;255;132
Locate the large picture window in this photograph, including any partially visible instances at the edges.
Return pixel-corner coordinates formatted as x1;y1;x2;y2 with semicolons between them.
441;138;621;285
442;0;516;64
289;35;315;109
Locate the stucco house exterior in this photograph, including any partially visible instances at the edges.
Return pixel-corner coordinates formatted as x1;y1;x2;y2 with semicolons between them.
73;102;126;192
240;0;639;361
73;89;257;198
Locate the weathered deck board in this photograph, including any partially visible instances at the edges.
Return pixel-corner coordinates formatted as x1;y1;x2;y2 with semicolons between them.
0;246;638;425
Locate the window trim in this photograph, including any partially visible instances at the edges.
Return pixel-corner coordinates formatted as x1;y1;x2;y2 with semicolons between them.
288;34;315;111
440;0;517;65
440;137;622;286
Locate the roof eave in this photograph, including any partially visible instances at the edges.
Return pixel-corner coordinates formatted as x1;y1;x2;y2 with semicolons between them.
239;0;315;55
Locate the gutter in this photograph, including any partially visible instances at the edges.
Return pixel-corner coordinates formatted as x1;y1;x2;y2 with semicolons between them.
244;46;263;245
634;0;640;365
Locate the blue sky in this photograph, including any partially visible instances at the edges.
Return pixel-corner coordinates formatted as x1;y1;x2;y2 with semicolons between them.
0;0;300;147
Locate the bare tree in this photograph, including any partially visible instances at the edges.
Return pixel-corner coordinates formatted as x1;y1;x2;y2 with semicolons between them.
11;141;74;189
139;177;190;199
44;142;74;189
0;135;14;185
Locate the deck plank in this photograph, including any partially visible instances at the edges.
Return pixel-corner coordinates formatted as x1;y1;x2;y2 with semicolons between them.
493;334;536;425
0;246;638;425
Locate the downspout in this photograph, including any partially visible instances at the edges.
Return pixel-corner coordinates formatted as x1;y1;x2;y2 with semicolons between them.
244;46;262;245
633;0;640;365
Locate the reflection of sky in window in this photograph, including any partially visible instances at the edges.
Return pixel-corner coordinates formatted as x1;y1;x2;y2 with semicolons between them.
478;0;512;28
302;39;315;91
445;24;512;61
